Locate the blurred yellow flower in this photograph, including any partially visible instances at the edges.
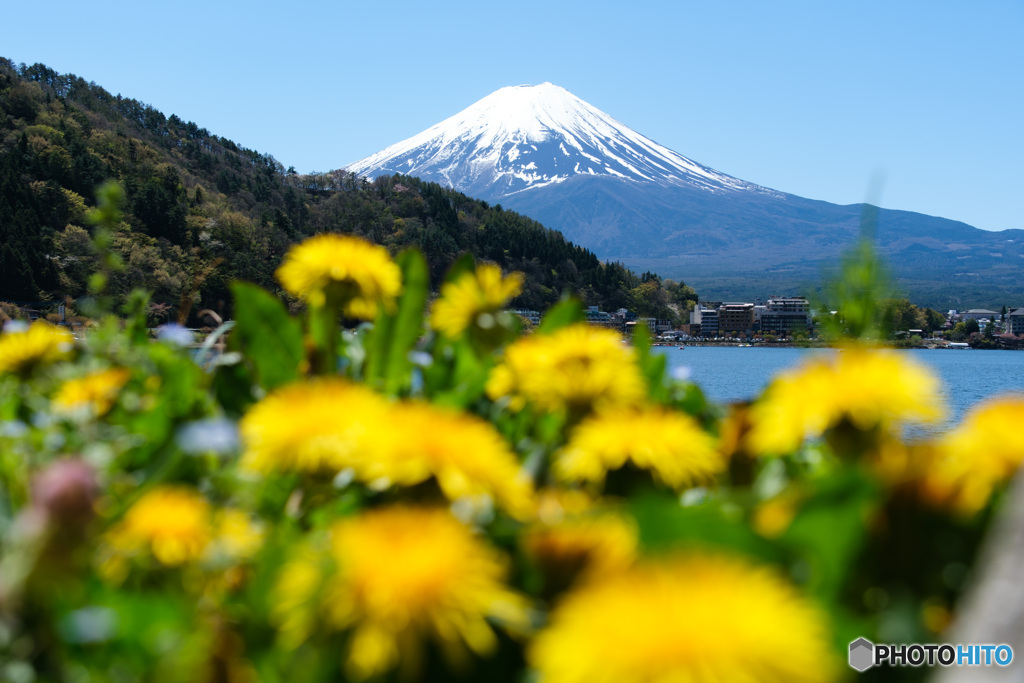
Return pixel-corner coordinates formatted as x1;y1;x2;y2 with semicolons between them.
922;397;1024;514
0;320;73;376
104;486;212;570
529;554;837;683
523;510;638;590
239;379;390;475
210;508;265;562
535;488;597;523
486;324;646;414
752;493;800;539
555;406;723;489
275;233;401;317
274;507;528;680
747;348;943;455
430;264;523;338
52;367;130;417
362;401;534;518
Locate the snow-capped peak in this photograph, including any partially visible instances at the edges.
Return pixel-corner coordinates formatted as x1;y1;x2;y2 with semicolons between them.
344;83;759;198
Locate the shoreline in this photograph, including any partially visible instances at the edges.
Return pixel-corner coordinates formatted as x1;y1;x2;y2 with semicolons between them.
654;341;1024;350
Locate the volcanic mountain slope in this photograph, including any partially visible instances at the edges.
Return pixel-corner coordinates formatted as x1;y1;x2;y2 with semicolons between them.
346;84;1023;306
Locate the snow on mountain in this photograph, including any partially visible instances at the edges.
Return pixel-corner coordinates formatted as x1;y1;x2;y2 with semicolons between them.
344;83;769;199
341;83;1024;307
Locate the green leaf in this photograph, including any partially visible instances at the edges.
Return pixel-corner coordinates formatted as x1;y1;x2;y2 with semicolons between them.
440;339;491;406
630;492;782;563
365;249;429;394
780;468;880;602
632;323;668;401
443;251;477;283
537;296;585;335
229;282;304;390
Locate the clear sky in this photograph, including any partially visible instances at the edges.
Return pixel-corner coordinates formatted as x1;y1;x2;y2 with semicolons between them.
4;0;1021;231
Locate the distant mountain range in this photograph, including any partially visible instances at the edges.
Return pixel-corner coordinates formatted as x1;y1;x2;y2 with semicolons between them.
347;84;1023;307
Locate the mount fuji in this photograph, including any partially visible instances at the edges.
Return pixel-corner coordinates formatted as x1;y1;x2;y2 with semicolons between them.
346;84;1022;305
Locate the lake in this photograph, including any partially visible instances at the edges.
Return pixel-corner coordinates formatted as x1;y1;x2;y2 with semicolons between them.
653;346;1024;427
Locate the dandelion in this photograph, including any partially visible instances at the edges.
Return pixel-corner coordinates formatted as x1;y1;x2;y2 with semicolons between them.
486;324;646;414
209;508;265;562
102;486;212;572
273;507;528;680
362;401;533;518
529;554;837;683
752;493;801;539
921;396;1024;514
239;379;390;475
0;320;73;376
430;264;523;338
275;233;402;318
523;509;637;591
52;367;130;417
555;406;723;489
746;348;943;456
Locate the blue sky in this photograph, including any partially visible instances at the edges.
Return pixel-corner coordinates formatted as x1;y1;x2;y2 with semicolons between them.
5;0;1021;231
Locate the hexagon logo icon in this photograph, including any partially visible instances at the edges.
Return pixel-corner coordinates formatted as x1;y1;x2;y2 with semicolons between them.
849;638;875;672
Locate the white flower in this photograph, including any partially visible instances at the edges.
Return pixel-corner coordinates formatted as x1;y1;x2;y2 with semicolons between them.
176;418;239;455
156;324;194;347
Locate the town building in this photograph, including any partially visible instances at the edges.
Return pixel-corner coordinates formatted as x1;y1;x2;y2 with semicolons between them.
760;297;811;337
962;309;999;322
696;306;719;337
585;305;615;328
718;302;755;337
1008;308;1024;336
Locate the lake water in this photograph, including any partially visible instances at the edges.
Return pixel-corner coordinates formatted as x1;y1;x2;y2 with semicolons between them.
653;346;1024;426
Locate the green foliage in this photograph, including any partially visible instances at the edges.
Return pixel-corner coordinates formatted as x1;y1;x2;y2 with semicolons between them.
363;249;429;395
536;296;585;335
229;282;304;391
822;231;890;340
0;220;1014;683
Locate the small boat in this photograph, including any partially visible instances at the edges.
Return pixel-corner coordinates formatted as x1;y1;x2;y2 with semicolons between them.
678;345;686;350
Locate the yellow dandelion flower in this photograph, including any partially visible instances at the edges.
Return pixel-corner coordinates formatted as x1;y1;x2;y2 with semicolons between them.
276;233;402;317
239;379;390;474
362;401;534;518
104;486;212;569
865;438;931;488
273;544;327;648
0;320;73;376
555;406;723;489
430;264;523;338
209;508;265;562
274;507;528;680
523;510;638;591
752;493;801;539
486;324;646;414
921;397;1024;514
52;367;130;416
535;488;598;524
747;348;943;456
529;554;838;683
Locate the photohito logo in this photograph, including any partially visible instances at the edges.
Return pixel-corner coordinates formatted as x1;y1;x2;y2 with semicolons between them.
849;638;1014;672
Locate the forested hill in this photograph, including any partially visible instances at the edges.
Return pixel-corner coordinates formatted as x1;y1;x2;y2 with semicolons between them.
0;59;695;323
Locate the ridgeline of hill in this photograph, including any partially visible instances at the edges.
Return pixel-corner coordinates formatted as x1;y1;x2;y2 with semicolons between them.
0;59;696;323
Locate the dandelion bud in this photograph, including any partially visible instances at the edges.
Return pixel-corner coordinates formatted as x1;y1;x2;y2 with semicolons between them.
32;459;99;525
